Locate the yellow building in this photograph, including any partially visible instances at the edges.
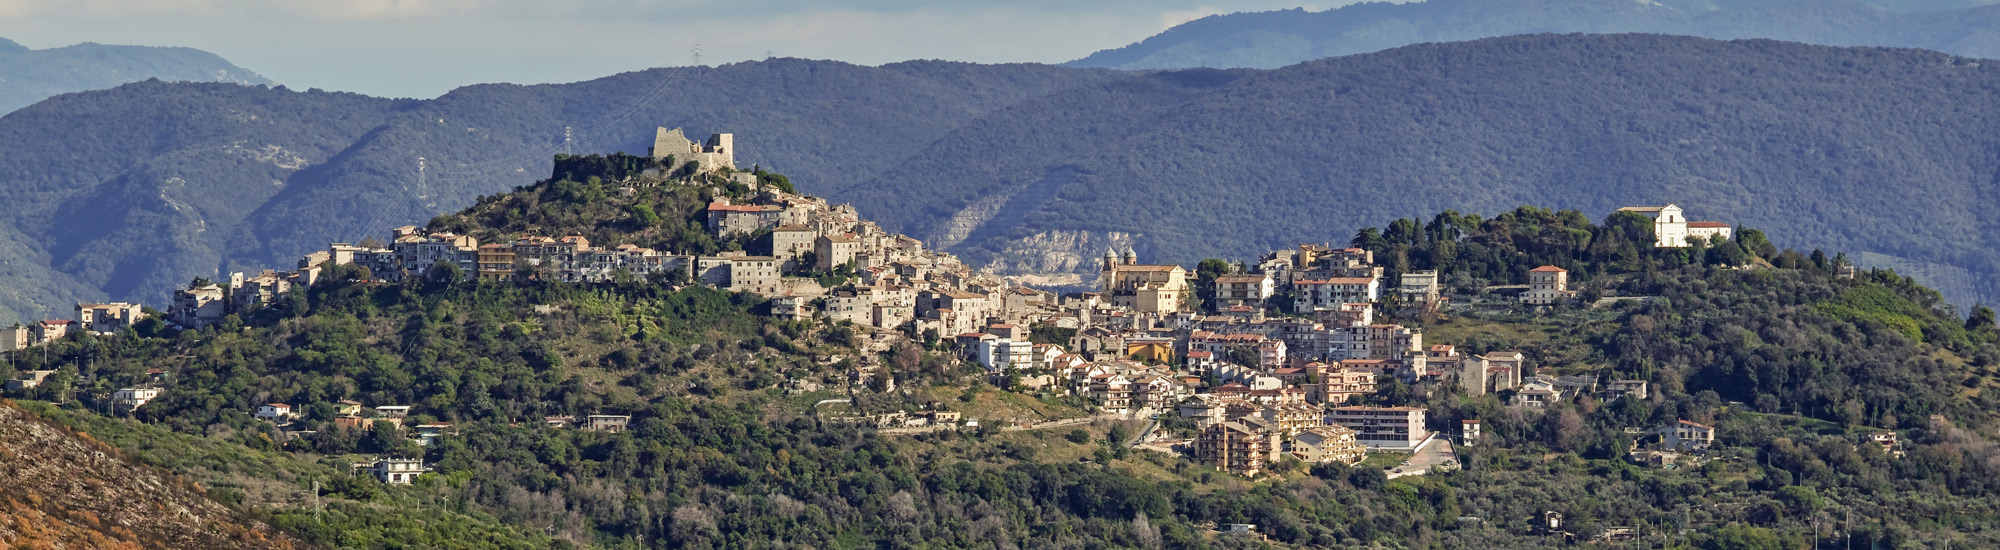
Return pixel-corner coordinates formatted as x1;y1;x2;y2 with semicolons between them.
1125;339;1175;364
1100;248;1191;313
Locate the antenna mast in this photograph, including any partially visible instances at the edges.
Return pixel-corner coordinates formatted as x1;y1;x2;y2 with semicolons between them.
691;42;703;66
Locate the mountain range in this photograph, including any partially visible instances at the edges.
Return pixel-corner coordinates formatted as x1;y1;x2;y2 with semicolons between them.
0;36;270;115
862;34;2000;307
0;61;1120;321
1069;0;2000;71
9;34;2000;321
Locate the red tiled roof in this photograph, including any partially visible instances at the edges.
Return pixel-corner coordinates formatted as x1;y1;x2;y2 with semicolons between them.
1530;265;1567;273
1687;221;1731;228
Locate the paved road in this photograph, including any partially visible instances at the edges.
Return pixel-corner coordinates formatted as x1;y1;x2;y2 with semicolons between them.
1387;436;1457;479
1124;416;1160;447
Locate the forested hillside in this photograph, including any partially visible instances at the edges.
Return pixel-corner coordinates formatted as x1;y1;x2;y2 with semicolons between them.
843;34;2000;308
0;36;270;114
1068;0;2000;70
4;159;1998;548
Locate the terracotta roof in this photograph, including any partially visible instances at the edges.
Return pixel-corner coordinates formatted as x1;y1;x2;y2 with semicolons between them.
1687;221;1731;228
1677;419;1715;429
1529;265;1567;273
1112;265;1182;272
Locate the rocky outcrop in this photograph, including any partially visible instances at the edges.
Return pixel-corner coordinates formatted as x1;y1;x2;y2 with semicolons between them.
977;229;1139;288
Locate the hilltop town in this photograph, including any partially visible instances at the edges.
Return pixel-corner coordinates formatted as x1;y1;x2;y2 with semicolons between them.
0;129;1809;483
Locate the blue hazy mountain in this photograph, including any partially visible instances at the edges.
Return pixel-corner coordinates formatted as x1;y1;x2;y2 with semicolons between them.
0;37;271;114
1069;0;2000;70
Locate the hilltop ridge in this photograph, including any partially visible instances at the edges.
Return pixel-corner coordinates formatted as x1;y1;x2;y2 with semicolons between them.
0;37;270;114
1067;0;2000;70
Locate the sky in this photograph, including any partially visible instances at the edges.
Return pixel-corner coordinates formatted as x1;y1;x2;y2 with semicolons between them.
0;0;1348;99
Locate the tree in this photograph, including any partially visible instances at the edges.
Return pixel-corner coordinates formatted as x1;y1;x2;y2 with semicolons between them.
426;260;464;283
629;204;662;228
1195;258;1231;311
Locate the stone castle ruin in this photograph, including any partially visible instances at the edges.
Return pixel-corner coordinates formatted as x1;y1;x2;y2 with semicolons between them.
649;127;735;175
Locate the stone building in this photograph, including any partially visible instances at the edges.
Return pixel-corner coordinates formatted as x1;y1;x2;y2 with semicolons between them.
1521;265;1575;305
815;233;861;270
1100;249;1191;313
75;302;145;334
171;283;227;329
1292;425;1366;465
1617;204;1731;248
649;127;735;174
705;199;783;236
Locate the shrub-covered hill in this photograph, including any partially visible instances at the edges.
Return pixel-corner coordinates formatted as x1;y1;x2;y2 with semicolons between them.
0;401;306;549
4;163;1999;548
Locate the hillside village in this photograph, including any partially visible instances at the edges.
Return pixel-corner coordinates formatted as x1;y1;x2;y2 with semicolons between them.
1;130;1883;485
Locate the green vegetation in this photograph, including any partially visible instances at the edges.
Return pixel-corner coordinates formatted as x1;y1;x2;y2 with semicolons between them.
8;157;2000;549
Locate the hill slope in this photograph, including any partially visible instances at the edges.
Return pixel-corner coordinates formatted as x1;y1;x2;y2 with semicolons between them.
19;34;2000;318
5;157;1998;548
838;34;2000;306
0;401;305;549
1068;0;2000;71
0;37;270;114
0;60;1119;321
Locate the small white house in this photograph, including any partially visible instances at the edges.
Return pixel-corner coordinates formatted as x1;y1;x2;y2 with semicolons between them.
360;458;427;484
113;388;160;410
256;403;294;421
